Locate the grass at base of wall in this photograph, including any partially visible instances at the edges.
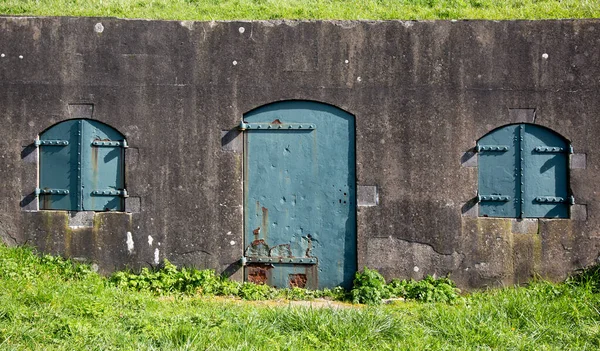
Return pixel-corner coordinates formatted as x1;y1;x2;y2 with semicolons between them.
0;0;599;21
2;244;600;350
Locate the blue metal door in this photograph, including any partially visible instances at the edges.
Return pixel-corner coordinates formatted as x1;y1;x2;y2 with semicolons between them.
242;101;356;289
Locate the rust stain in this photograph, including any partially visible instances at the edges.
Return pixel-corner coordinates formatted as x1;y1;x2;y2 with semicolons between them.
305;234;314;257
253;227;261;237
91;143;99;175
289;274;307;288
251;238;265;246
261;207;268;237
248;264;271;285
42;193;50;210
271;119;282;124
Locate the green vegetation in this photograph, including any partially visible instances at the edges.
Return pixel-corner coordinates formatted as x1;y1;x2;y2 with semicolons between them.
110;260;458;304
2;244;600;350
0;0;599;20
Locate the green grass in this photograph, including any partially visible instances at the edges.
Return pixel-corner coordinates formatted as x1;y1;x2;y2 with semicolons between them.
0;0;599;21
1;244;600;350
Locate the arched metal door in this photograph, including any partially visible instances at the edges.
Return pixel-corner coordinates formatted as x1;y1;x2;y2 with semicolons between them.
242;101;356;289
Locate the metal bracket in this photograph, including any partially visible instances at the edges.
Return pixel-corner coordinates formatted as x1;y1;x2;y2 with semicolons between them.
534;146;568;153
476;145;509;152
244;256;317;265
35;139;69;146
35;188;69;195
91;189;128;197
92;140;128;148
477;195;511;202
239;122;315;131
534;196;575;204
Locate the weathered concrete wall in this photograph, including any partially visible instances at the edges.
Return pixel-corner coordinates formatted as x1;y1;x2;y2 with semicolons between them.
1;16;599;288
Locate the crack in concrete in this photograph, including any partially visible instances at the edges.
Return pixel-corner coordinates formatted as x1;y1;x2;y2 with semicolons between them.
372;236;459;257
0;219;19;245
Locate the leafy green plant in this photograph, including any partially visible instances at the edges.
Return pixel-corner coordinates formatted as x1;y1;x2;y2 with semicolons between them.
351;268;460;305
238;282;277;300
351;267;389;305
403;275;460;303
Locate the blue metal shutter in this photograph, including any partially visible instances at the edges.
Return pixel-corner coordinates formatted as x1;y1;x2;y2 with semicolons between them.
478;124;570;218
38;120;79;210
477;124;520;217
522;124;569;218
38;119;126;211
81;120;126;211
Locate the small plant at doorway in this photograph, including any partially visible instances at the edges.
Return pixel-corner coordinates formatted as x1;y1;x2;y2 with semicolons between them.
351;267;388;305
350;267;461;305
386;275;460;303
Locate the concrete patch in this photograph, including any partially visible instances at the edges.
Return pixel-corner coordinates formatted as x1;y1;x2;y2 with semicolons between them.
221;129;242;153
68;211;94;228
509;108;536;123
357;185;378;207
511;219;538;234
570;154;586;169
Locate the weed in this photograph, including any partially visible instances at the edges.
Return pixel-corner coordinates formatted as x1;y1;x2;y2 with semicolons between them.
351;268;460;304
351;267;389;305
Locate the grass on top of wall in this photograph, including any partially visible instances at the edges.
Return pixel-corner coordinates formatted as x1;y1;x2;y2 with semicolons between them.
2;243;600;350
0;0;599;21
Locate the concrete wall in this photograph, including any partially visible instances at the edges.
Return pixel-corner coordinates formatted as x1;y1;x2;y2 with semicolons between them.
1;16;599;289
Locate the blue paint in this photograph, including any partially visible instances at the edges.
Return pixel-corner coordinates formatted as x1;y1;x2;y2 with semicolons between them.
39;119;125;211
478;124;569;218
244;101;356;289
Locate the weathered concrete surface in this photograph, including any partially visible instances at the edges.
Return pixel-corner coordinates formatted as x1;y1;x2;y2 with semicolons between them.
1;16;600;289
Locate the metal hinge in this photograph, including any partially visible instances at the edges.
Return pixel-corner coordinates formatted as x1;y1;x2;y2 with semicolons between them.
477;195;511;202
243;256;317;265
534;196;575;204
476;145;509;152
35;139;69;146
35;188;69;195
534;146;569;153
239;121;316;131
91;189;128;197
91;140;128;148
